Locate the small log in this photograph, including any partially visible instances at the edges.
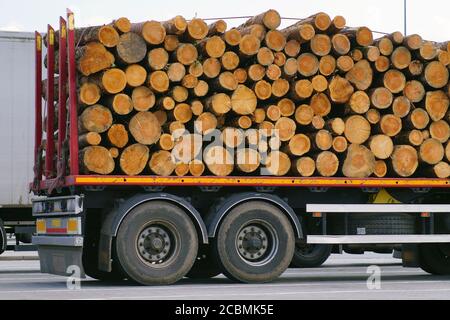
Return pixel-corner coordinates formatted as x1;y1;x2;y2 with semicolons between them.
93;68;127;94
404;34;423;50
376;37;394;56
205;93;231;116
129;112;162;145
132;86;156;112
341;27;373;46
331;34;351;55
107;93;133;115
299;12;331;32
189;160;206;177
221;127;245;148
275;117;297;142
343;144;376;178
186;18;208;41
107;124;129;148
167;63;186;82
363;46;380;62
150;151;176;176
208;20;227;36
447;142;450;162
272;79;290;98
403;80;425;103
265;105;281;122
374;56;390;73
236;149;261;173
425;90;449;121
326;118;346;136
392;96;411;118
350;49;363;61
193;80;209;98
347;91;370;115
438;50;450;66
189;61;204;77
116;32;147;65
211;72;238;92
295;104;314;125
278;98;296;117
425;162;450;179
248;64;266;82
113;17;132;34
199;36;226;58
147;71;170;93
109;148;120;159
238;24;267;42
391;46;412;70
366;109;381;125
310;93;331;117
234;68;248;84
345;115;371;144
222;52;240;71
175;43;198;66
346;60;373;90
423;61;449;89
131;21;166;45
172;134;203;164
419;41;438;61
311;116;326;130
373;160;388;178
388;31;404;45
332;136;348;153
384;69;406;94
283;58;298;78
369;135;394;160
329;15;346;33
280;22;315;43
254;80;272;100
257;47;275;66
430;120;450;143
147;48;169;71
370;87;393;109
419;139;444;165
266;64;282;81
191;101;204;116
311;75;328;93
259;121;275;137
329;76;354;104
297;53;320;77
310;34;331;57
157;96;176;111
171;86;189;103
240;9;281;30
79;132;102;148
275;52;287;67
310;130;333;151
232;85;258;115
379;114;402;137
79;105;113;134
223;29;242;47
285;40;301;57
232;116;253;130
407;60;424;77
316;151;339;177
285;134;311;156
265;30;286;52
163;16;187;35
167;122;187;139
194;112;218;135
175;163;190;177
164;35;179;52
336;55;353;73
125;64;147;87
265;151;291;176
251;109;267;124
293;157;316;177
406;108;430;130
79;82;101;106
246;129;260;146
203;58;222;79
239;35;261;57
204;146;234;176
81;146;115;175
172;103;193;124
394;130;424;147
181;74;199;89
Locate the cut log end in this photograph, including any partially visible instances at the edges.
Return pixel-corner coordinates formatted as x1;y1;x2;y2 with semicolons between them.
316;151;339;177
82;146;115;175
343;144;376;178
150;151;176;176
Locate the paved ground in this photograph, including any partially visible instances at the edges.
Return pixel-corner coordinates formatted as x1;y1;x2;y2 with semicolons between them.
1;253;449;300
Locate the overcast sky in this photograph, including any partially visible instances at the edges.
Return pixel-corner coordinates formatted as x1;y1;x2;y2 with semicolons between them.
0;0;449;41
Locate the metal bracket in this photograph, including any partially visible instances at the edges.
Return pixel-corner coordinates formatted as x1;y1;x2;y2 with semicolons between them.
411;188;431;194
143;186;165;192
362;188;381;194
199;186;222;192
255;186;277;193
308;187;329;193
84;186;105;192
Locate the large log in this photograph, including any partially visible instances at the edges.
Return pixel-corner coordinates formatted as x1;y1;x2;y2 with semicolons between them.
343;144;376;178
77;42;115;76
131;21;166;45
345;115;371;144
107;124;129;148
129;112;162;145
315;151;339;177
391;145;419;177
265;151;291;176
430;120;450;143
240;9;281;30
116;33;147;64
149;151;177;176
425;90;449;121
346;60;373;90
295;104;314;126
107;93;133;115
93;68;127;94
369;135;394;160
125;64;147;87
423;61;449;89
285;134;311;156
132;86;156;112
204;146;234;176
297;53;320;77
293;157;316;177
205;93;232;116
419;139;444;165
81;146;115;175
79;105;113;134
232;85;258;115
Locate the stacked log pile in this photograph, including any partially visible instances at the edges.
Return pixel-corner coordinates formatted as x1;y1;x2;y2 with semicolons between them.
44;10;450;178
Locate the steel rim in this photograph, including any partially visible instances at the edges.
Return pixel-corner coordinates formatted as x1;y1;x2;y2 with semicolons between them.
136;222;179;266
236;220;278;266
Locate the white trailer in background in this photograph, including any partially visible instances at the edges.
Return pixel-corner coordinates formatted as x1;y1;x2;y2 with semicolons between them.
0;31;36;254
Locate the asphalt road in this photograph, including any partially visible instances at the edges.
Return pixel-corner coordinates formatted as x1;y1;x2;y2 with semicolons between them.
0;253;449;300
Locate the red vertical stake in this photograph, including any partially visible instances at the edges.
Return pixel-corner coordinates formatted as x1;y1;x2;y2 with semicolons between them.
57;17;68;177
45;25;56;179
67;10;79;176
34;32;43;183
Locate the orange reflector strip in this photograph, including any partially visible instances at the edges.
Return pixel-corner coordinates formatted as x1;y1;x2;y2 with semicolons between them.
312;212;323;218
421;212;431;218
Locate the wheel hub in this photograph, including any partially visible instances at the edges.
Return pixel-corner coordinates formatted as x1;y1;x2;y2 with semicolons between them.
237;226;269;261
138;226;172;263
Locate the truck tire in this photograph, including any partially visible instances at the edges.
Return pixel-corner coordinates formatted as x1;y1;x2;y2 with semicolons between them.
186;245;222;279
291;243;332;268
115;201;198;285
347;213;416;235
83;243;126;282
214;201;295;283
0;221;6;255
419;243;450;275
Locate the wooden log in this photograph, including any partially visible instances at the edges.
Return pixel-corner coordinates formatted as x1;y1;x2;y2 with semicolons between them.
81;146;115;175
265;105;281;122
406;108;430;130
310;93;331;117
329;15;346;33
167;63;186;82
283;58;299;78
172;134;203;164
315;151;339;177
373;160;388;178
107;124;129;148
223;28;242;47
419;41;438;61
162;16;187;35
446;142;450;162
366;109;381;125
194;112;218;135
285;134;311;156
234;68;248;84
171;86;189;103
430;120;450;143
164;35;179;52
109;148;120;159
240;9;281;30
311;116;326;130
265;30;286;52
370;87;393;109
248;64;266;82
369;135;394;160
329;76;354;104
203;58;221;79
394;130;424;147
129;112;162;145
193;80;209;98
257;47;275;66
231;116;253;130
403;80;425;103
331;34;351;55
363;46;380;62
147;48;169;71
310;130;333;151
420;139;444;165
326;118;346;136
266;64;282;81
291;79;314;100
238;24;267;42
332;136;348;153
232;85;258;115
125;64;147;87
310;34;331;57
131;21;166;45
265;151;291;176
150;151;176;176
199;36;226;58
208;20;227;36
236;148;261;173
190;101;204;117
346;60;373;90
293;157;316;177
221;127;245;148
404;34;423;50
107;93;133;115
204;146;234;176
186;18;208;41
311;75;328;93
189;61;204;77
336;55;353;73
154;110;168;126
425;162;450;179
204;93;231;116
222;52;240;71
272;79;290;98
182;74;199;89
299;12;332;32
254;80;272;100
388;31;404;45
343;144;376;178
116;33;147;65
391;46;412;70
407;60;424;77
297;53;319;77
374;56;390;73
350;48;363;62
392;96;411;118
379;114;402;137
251;109;266;124
79;82;101;106
347;91;370;114
211;72;238;92
423;61;449;89
344;115;371;144
167;121;187;139
175;43;198;65
274;51;287;66
239;35;261;57
113;17;132;34
79;132;102;148
189;160;206;177
132;86;156;112
259;121;275;137
93;68;127;94
295;104;314;126
79;105;113;134
119;144;150;175
175;163;190;177
438;50;450;66
172;103;193;124
157;96;176;111
341;27;373;46
425;90;449;121
285;40;301;57
275;117;297;142
147;71;170;93
384;69;406;94
278;98;296;117
376;37;394;56
280;22;315;43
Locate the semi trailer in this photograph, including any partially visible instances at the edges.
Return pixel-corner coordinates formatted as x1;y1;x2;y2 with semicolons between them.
0;31;36;255
31;11;450;285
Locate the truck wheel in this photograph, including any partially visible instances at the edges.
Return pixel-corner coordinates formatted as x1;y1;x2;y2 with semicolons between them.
419;243;450;275
115;201;198;285
214;201;295;283
0;221;6;255
291;243;332;268
186;245;222;279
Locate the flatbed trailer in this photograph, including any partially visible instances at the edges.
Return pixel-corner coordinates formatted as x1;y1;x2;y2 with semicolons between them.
31;11;450;285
